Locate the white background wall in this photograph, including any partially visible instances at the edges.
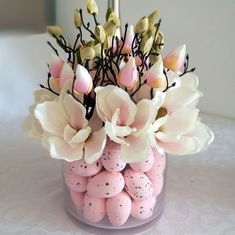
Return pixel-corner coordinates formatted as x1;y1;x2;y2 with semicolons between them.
56;0;235;119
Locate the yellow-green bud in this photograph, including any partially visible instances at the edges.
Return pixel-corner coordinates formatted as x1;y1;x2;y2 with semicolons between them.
95;25;106;43
74;9;82;28
104;21;117;36
80;45;96;60
47;25;63;37
108;12;120;27
156;31;164;49
148;10;160;25
141;35;154;54
134;17;149;34
86;0;98;15
106;8;113;21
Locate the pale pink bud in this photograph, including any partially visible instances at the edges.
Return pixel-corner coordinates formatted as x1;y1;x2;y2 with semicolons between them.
74;65;93;94
122;25;134;54
163;44;186;72
144;58;166;89
49;54;64;78
118;57;138;89
59;63;74;89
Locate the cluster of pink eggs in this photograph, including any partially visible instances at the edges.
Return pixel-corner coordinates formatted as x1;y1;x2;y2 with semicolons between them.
63;141;166;227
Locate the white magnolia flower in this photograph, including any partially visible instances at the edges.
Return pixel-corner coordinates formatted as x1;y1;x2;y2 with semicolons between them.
149;72;213;155
34;81;106;163
95;85;165;163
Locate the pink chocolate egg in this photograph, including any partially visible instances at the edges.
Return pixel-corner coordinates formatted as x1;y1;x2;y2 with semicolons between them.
151;148;166;174
129;149;154;172
87;171;125;198
63;161;73;174
106;192;131;226
124;169;153;202
101;141;126;172
83;193;105;223
146;171;164;197
131;196;156;220
71;158;102;177
70;190;85;210
64;171;88;192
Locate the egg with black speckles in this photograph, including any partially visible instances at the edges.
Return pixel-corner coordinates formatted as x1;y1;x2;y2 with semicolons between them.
101;141;126;172
106;192;131;226
151;148;166;174
64;170;88;192
83;193;105;223
129;148;154;172
71;158;102;177
87;171;125;198
124;169;153;202
131;196;156;220
69;190;85;210
146;170;164;197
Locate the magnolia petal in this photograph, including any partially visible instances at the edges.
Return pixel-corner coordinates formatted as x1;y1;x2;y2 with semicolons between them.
63;124;77;143
181;73;199;89
71;126;92;144
49;53;64;78
157;135;201;155
120;133;150;163
155;131;180;142
41;132;51;150
162;107;199;135
84;128;107;164
22;115;43;138
34;101;67;137
189;121;214;152
163;87;201;113
48;136;84;161
152;116;168;132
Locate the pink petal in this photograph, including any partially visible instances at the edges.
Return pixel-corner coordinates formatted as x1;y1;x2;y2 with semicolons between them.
49;54;64;78
59;63;74;89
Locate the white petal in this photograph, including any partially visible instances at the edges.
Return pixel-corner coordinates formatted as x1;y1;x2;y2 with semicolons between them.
152;116;168;132
22;115;43;138
63;124;77;143
48;136;84;161
120;134;150;163
162;107;199;135
84;128;107;164
34;101;67;137
181;73;199;89
71;126;92;144
41;132;51;150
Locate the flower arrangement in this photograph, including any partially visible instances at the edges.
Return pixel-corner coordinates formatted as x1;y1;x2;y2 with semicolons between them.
24;0;214;228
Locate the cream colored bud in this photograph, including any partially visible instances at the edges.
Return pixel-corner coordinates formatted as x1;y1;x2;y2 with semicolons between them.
140;34;154;54
74;9;82;28
156;31;164;49
104;21;117;36
134;17;149;34
148;10;160;25
86;0;98;15
95;25;106;43
80;46;96;60
106;8;113;21
108;12;120;27
47;25;63;37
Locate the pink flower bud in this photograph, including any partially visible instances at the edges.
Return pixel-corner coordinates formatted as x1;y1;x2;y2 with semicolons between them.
122;25;135;54
163;44;186;72
118;57;138;89
74;65;93;94
59;63;74;89
49;54;64;78
144;58;166;89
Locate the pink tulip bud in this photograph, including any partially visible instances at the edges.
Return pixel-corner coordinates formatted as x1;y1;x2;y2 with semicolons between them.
74;65;93;94
59;63;74;89
163;44;186;72
144;58;166;89
122;25;135;54
49;54;64;78
118;57;138;89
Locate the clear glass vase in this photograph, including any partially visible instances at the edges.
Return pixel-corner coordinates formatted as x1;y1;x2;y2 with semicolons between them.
63;140;166;229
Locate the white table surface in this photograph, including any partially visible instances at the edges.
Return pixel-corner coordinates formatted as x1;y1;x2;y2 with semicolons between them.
0;34;235;235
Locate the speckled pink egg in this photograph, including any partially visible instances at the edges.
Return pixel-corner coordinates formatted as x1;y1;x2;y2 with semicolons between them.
146;171;164;197
129;149;154;172
71;158;102;177
124;169;153;202
131;196;156;220
63;161;73;174
87;171;125;198
70;190;85;210
83;193;105;223
64;171;88;192
101;141;126;172
151;148;166;174
106;192;131;226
